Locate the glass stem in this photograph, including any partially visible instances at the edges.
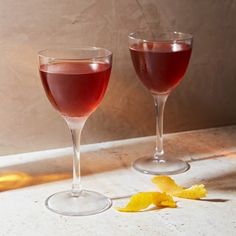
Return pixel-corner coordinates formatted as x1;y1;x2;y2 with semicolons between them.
64;116;87;197
153;94;168;161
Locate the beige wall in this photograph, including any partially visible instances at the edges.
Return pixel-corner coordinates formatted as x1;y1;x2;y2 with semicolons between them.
0;0;235;155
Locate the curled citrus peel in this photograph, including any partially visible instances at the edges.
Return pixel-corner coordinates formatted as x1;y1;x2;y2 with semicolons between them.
152;176;207;199
116;176;207;212
116;192;176;212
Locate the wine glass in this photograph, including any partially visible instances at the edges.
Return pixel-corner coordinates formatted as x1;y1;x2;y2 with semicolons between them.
128;31;193;175
38;47;112;216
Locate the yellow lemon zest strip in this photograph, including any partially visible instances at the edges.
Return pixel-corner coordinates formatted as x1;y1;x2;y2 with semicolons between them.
152;176;207;199
173;184;207;199
116;192;176;212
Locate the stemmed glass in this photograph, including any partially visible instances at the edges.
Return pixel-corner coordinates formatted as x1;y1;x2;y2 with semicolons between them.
38;47;112;216
129;31;193;175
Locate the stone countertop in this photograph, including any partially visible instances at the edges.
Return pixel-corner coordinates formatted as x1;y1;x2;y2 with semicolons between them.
0;126;236;236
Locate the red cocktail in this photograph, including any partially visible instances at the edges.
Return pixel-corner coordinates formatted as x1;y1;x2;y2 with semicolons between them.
40;62;111;117
129;31;193;175
130;42;192;94
38;47;112;216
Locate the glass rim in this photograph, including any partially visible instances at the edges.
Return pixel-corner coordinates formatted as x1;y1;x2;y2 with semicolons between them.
128;31;193;43
38;46;112;61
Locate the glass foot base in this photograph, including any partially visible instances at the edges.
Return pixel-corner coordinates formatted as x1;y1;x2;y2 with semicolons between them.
45;190;112;216
133;157;190;175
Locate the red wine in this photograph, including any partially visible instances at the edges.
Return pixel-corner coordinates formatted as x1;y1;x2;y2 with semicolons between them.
39;61;111;117
129;42;192;94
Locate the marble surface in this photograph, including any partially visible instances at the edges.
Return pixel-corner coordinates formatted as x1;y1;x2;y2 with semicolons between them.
0;0;235;155
0;126;236;235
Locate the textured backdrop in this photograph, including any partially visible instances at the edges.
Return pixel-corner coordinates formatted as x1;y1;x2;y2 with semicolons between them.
0;0;235;155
